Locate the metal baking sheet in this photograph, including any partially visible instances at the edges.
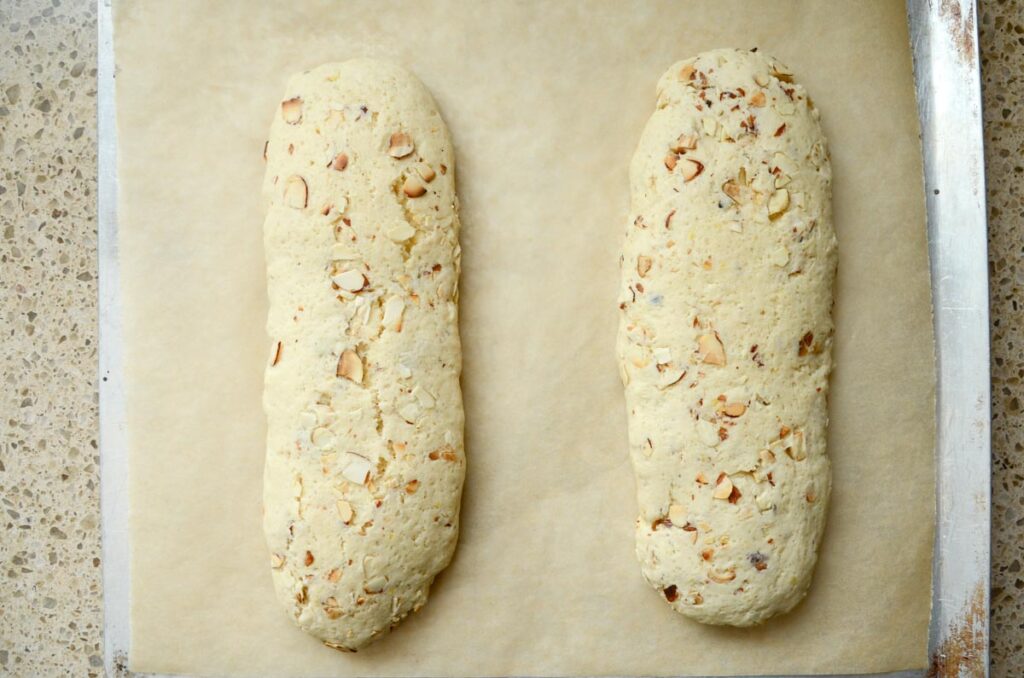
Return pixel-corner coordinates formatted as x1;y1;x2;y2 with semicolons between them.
97;0;991;675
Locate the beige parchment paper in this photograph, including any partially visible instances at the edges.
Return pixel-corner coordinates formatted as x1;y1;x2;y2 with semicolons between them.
114;1;935;675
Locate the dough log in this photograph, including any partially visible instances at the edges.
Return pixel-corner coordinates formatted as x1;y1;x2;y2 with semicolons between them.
262;59;465;650
617;49;837;626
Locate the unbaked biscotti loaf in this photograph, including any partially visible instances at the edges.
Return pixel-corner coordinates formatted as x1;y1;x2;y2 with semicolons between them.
261;59;465;651
617;49;837;626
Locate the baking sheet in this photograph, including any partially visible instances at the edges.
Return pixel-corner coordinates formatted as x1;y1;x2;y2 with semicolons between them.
109;1;936;675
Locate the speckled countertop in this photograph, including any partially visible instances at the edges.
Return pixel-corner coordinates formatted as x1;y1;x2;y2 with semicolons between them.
0;0;1019;676
982;0;1024;672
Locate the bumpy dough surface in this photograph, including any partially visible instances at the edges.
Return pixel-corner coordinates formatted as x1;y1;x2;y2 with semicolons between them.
261;59;464;651
617;49;837;626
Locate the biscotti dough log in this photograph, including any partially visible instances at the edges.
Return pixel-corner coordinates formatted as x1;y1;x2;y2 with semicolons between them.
262;59;465;651
617;49;837;626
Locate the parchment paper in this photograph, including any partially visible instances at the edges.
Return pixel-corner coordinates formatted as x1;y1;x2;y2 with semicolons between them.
114;1;935;675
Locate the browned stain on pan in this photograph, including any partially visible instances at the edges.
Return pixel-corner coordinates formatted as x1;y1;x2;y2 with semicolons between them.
928;582;987;677
938;0;977;66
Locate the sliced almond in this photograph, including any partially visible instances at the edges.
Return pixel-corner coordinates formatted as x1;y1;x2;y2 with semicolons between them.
270;553;285;569
668;504;687;525
333;201;353;221
337;500;354;524
708;567;736;583
388;132;414;159
657;369;687;390
701;116;718;136
334;269;367;292
329;152;349;171
281;97;303;124
749;91;766;107
771;63;795;82
416;162;436;182
387;222;416;242
337;349;364;383
324;597;343;619
785;438;808;461
768;188;790;220
341;454;372;485
402;175;427;198
672;133;699;152
753;72;770;87
698;333;726;366
713;474;733;500
722;180;743;204
284;176;308;209
637;255;653;277
398;402;420;423
364;577;386;594
681;158;705;182
664;153;678;171
382;296;405;331
271;341;283;366
679;64;696;81
405;479;420;494
695;472;709;485
759;449;776;465
722;403;747;417
311;427;335;450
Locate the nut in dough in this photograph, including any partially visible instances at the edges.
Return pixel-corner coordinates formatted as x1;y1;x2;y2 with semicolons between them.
618;49;837;626
262;59;465;650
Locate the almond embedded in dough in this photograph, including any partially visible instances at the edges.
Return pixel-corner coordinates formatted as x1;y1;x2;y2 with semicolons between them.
618;49;836;628
262;59;465;651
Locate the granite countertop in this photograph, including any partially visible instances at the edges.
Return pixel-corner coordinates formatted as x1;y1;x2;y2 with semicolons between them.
0;0;1019;676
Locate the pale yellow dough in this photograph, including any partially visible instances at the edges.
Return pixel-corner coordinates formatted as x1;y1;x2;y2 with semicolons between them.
262;59;465;651
618;49;837;626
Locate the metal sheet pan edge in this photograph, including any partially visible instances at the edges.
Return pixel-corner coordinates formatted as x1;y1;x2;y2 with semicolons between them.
908;0;991;676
